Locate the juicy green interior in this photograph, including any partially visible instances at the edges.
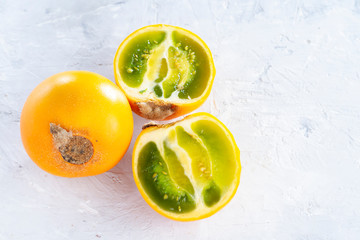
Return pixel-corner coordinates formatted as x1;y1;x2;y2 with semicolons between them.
172;31;211;99
137;119;237;213
202;181;221;207
191;120;236;188
118;28;211;99
119;31;166;88
138;142;196;213
176;126;212;184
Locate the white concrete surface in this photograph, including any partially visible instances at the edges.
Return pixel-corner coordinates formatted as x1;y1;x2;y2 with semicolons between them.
1;0;360;239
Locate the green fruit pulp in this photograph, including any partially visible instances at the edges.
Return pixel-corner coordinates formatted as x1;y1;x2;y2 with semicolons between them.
137;119;237;214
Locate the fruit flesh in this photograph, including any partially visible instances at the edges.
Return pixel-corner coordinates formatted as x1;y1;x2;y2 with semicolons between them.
138;141;196;213
176;126;212;184
117;28;211;100
135;115;238;216
192;120;236;189
119;31;166;88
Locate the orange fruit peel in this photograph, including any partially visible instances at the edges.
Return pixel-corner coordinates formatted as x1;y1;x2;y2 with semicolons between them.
133;112;241;221
114;24;216;120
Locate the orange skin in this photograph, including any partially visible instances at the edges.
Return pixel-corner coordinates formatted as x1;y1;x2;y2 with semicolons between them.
114;24;216;121
20;71;133;177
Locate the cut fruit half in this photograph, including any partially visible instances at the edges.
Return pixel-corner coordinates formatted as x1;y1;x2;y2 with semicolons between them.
114;24;216;120
133;112;241;221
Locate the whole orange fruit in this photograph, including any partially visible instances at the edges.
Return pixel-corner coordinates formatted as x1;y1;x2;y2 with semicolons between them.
20;71;133;177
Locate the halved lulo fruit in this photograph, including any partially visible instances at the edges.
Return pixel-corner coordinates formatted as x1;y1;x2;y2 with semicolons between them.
114;24;215;120
133;112;241;221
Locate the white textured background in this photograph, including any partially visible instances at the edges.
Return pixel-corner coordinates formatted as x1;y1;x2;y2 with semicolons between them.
1;0;360;239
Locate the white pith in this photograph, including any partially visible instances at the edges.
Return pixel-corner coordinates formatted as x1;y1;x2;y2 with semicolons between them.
115;25;213;104
133;115;239;219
